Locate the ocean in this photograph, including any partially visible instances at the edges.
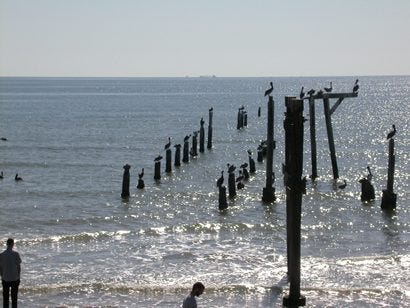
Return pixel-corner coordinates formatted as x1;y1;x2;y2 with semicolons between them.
0;76;409;307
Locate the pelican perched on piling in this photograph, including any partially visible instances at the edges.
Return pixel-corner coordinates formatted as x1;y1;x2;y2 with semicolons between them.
164;137;171;150
209;107;213;112
138;168;144;179
264;82;273;96
15;173;23;181
216;171;224;188
247;149;252;156
183;135;191;142
353;79;359;93
154;155;163;162
386;125;396;140
324;81;333;93
227;164;236;174
299;86;305;99
307;89;315;97
366;166;373;182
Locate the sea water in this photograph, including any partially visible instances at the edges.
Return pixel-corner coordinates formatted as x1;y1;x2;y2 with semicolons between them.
0;76;409;307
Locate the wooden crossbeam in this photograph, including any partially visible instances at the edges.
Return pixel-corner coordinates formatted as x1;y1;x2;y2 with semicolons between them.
329;97;344;115
303;92;358;101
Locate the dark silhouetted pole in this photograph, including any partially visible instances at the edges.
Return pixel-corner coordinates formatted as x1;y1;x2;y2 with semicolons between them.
191;131;198;157
228;168;236;198
381;138;397;210
165;148;172;173
283;97;306;307
262;96;276;203
218;186;228;210
243;111;248;127
207;108;213;149
183;139;189;163
258;106;261;117
257;146;263;162
360;178;375;202
199;117;205;153
174;144;181;167
323;97;339;179
154;158;161;180
121;164;131;198
309;96;318;180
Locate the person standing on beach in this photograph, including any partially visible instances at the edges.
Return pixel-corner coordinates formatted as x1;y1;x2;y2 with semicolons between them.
182;282;205;308
0;238;22;308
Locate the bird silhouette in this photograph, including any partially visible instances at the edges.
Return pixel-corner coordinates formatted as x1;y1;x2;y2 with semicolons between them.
209;107;213;112
386;124;396;140
366;166;373;182
174;144;181;149
216;171;224;188
264;82;273;96
138;168;144;179
183;135;191;142
247;149;252;156
299;86;305;99
353;79;359;93
15;173;23;181
324;81;333;93
338;180;347;189
227;164;236;174
154;155;163;162
240;163;248;169
307;89;315;96
164;137;171;150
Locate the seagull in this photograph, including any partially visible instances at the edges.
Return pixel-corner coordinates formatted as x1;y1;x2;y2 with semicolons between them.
353;79;359;93
299;86;305;99
324;81;333;93
264;82;274;96
138;168;144;179
164;137;171;150
15;173;23;181
154;155;163;162
386;124;396;140
307;89;315;96
216;171;224;188
338;180;347;189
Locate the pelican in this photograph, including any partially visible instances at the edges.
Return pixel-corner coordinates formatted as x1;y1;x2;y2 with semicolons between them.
164;137;171;150
299;86;305;99
366;166;373;182
174;144;181;149
386;124;396;140
338;180;347;189
264;82;273;96
317;89;324;96
240;163;248;169
183;135;191;142
307;89;315;96
227;164;236;174
154;155;163;162
138;168;144;179
216;171;224;188
353;79;359;93
15;173;23;181
247;149;252;156
324;81;333;93
209;107;213;112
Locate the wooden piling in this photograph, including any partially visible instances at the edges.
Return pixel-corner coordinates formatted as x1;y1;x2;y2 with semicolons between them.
174;144;181;166
218;186;228;210
237;108;242;129
359;178;375;201
228;171;236;198
257;147;263;162
243;111;248;127
258;106;261;117
165;148;172;173
249;156;256;173
199;117;205;153
121;164;131;198
283;97;306;307
154;161;161;180
207;108;213;149
191;132;198;157
183;140;189;163
381;138;397;210
323;97;339;179
262;96;276;203
308;97;318;180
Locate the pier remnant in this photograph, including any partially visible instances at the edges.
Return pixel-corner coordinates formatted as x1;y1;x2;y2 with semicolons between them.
165;148;172;173
308;95;318;180
218;186;228;210
381;138;397;210
248;150;256;173
199;117;205;153
121;164;131;198
283;97;306;307
183;135;190;163
262;95;276;203
191;131;198;157
174;144;181;167
227;164;236;198
154;156;162;180
207;107;213;149
137;168;145;189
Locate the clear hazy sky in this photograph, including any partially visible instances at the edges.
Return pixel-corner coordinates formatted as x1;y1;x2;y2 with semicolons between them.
1;0;409;77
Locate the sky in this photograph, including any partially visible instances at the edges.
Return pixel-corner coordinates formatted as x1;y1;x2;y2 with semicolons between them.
1;0;410;77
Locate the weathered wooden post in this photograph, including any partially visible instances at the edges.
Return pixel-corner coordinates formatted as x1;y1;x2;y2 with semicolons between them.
191;131;198;157
360;178;375;201
165;148;172;173
199;117;205;153
183;136;190;163
207;107;213;149
218;186;228;210
241;163;249;180
154;156;162;180
121;164;131;198
227;165;236;198
283;97;306;307
237;107;242;129
308;96;318;180
257;146;263;162
243;111;248;127
262;95;276;203
137;168;145;189
323;97;339;179
174;144;181;167
381;138;397;210
249;153;256;173
258;106;261;117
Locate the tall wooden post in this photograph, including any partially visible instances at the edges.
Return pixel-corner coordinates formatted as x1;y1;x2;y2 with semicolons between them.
183;140;189;163
207;108;213;149
191;132;198;157
174;144;181;166
381;138;397;210
323;97;339;179
262;96;276;203
199;117;205;153
121;164;131;198
165;148;172;173
283;98;306;307
228;171;236;198
154;161;161;180
218;186;228;210
308;97;318;180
